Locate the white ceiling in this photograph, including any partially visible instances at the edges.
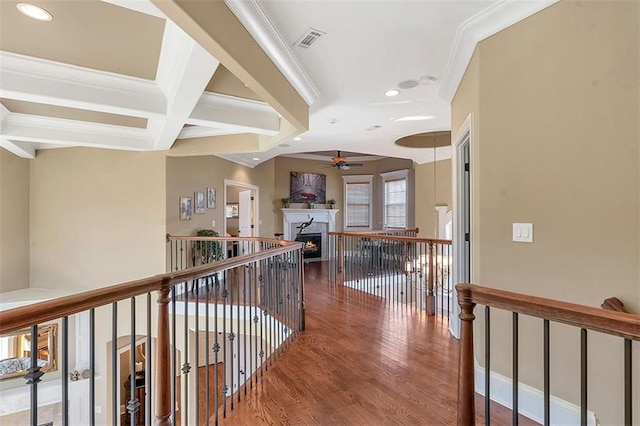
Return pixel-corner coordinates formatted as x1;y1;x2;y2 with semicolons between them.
0;0;558;164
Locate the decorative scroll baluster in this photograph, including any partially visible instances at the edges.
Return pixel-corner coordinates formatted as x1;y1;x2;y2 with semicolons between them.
26;324;43;426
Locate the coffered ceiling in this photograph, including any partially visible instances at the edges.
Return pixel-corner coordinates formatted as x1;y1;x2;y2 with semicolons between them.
0;0;558;164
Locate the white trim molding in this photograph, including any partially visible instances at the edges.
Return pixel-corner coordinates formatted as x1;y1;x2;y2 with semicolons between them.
475;359;598;425
439;0;559;103
224;0;320;106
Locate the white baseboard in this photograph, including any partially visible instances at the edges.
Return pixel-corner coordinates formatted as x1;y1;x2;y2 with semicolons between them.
474;360;598;425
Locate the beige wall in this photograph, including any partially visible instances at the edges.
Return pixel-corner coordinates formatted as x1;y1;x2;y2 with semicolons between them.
414;159;452;238
0;148;30;292
166;156;276;239
273;156;415;233
29;148;166;290
452;1;639;423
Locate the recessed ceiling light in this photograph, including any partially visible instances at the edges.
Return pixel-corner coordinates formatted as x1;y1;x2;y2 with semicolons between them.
293;137;302;141
385;89;400;97
16;3;52;21
394;115;436;122
252;157;260;161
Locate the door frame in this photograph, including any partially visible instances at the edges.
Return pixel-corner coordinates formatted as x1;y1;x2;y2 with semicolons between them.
451;113;474;339
223;180;259;237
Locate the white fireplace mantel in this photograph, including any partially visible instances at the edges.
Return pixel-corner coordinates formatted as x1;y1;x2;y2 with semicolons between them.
282;208;339;241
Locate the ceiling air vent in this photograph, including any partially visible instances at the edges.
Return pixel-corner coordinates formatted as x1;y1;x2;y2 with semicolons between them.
366;125;382;131
294;28;326;49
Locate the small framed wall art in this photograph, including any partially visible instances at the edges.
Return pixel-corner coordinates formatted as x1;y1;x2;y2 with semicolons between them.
207;187;216;209
194;191;205;214
179;197;192;220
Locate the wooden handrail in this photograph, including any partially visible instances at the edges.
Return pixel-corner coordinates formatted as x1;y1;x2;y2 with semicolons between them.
166;234;292;246
328;231;451;245
0;241;304;335
456;284;640;341
339;228;420;235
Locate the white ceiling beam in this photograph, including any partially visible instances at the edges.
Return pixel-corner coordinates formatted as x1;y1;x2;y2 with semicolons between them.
148;22;221;150
187;92;280;136
2;114;153;151
0;52;166;119
0;138;35;159
224;0;320;106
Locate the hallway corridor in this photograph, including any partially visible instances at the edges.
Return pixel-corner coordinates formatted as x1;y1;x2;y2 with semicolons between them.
223;262;532;425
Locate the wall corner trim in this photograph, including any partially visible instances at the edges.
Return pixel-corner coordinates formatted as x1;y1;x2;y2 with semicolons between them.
440;0;560;103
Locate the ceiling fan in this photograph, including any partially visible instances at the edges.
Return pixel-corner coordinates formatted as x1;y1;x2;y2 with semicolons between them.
328;151;364;170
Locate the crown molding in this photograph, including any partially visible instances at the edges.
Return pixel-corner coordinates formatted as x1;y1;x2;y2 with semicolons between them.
224;0;320;106
215;153;258;168
439;0;559;103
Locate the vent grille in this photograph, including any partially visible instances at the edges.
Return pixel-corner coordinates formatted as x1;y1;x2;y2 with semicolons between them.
294;28;326;49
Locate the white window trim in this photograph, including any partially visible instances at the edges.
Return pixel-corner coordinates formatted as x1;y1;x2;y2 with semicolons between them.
381;169;409;229
342;174;374;231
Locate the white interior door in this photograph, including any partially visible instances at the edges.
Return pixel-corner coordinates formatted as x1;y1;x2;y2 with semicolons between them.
238;190;253;237
238;190;254;254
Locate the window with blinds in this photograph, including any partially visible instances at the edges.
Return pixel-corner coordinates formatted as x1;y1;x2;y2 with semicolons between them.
345;182;371;228
384;178;407;228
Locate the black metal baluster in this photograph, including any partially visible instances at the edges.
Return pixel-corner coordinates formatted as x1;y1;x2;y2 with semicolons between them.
195;277;200;426
485;306;491;425
230;267;236;408
512;312;518;426
111;304;117;426
205;275;211;426
222;271;228;418
183;284;190;426
624;338;632;426
128;300;139;426
544;319;550;426
62;316;69;426
27;324;42;426
171;285;177;423
146;292;152;426
243;264;248;396
214;272;220;425
581;328;587;426
90;308;96;426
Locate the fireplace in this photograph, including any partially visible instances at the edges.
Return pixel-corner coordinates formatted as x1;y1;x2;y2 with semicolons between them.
282;208;339;261
297;233;322;259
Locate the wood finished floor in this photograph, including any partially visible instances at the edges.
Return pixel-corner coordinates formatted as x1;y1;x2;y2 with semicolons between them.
217;261;536;425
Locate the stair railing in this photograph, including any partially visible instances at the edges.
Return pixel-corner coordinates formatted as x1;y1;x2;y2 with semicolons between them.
329;231;452;318
0;237;304;426
456;284;640;426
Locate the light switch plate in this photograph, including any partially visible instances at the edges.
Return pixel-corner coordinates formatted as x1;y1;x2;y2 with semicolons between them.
513;223;533;243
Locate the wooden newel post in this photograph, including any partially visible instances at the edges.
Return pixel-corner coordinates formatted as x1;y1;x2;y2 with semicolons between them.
427;242;435;315
457;284;476;425
155;280;172;426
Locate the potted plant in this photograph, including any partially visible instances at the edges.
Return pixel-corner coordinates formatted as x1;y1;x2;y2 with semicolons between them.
282;197;291;208
193;229;223;264
327;199;336;209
